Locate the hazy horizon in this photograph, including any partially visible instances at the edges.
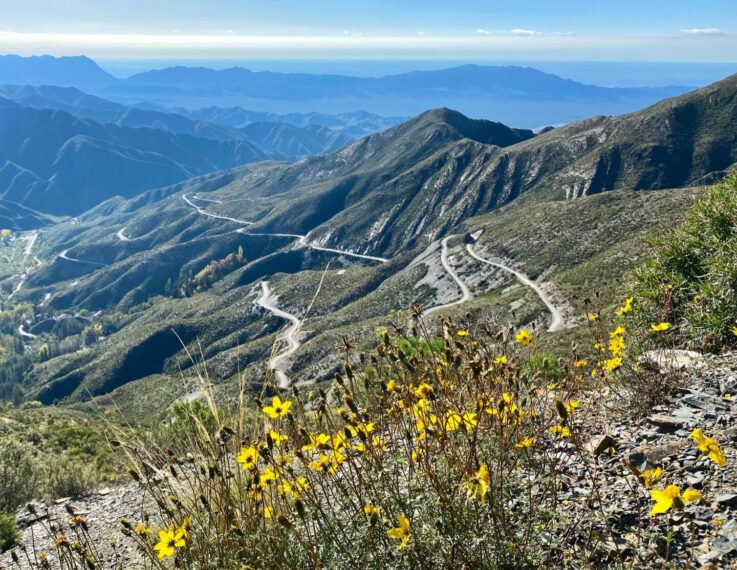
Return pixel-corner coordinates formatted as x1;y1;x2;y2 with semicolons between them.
92;58;737;88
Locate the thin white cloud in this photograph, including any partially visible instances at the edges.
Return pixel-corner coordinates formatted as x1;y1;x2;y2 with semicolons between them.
475;29;492;36
510;28;540;36
0;30;734;61
680;28;726;35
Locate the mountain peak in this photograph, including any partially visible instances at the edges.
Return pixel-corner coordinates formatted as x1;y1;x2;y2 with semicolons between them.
0;54;115;87
412;108;535;147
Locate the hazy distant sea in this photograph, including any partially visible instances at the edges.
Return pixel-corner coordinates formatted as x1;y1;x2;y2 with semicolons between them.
98;59;737;88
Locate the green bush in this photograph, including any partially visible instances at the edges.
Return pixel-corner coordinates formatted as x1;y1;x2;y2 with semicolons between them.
0;438;39;512
43;454;99;499
628;173;737;353
0;512;17;552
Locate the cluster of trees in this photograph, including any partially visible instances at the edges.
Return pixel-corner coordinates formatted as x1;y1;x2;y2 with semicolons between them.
166;245;246;297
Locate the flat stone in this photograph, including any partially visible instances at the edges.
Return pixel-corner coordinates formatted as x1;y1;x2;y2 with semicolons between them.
585;434;617;456
626;440;688;469
647;413;692;432
716;494;737;508
640;349;706;372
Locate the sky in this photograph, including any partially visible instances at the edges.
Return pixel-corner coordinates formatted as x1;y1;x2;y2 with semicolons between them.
1;0;736;62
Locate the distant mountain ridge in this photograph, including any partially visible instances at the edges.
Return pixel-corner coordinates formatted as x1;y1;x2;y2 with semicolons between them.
123;63;685;102
0;55;695;127
0;96;268;215
0;55;115;88
0;87;368;216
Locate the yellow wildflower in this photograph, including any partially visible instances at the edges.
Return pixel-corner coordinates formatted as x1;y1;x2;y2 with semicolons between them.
363;503;380;518
134;523;151;536
259;467;278;489
463;463;490;503
309;454;330;472
649;485;701;516
515;329;533;346
515;436;534;449
650;322;670;332
610;326;625;337
691;428;727;466
494;355;508;365
588;313;599;322
549;425;571;438
386;379;398;392
603;357;622;373
456;330;470;337
278;477;309;498
442;411;460;431
262;395;292;418
301;432;331;452
463;412;478;428
387;514;411;549
609;335;625;356
616;297;634;316
415;383;434;399
269;430;289;446
153;526;186;560
574;359;587;368
236;445;259;470
640;467;663;488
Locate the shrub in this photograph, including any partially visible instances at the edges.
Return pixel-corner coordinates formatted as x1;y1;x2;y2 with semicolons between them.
627;173;737;353
99;318;699;569
0;437;39;512
43;454;99;499
0;512;17;553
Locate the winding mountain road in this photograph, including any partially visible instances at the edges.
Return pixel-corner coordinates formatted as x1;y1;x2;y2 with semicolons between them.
18;324;37;340
256;280;302;389
58;250;107;267
182;194;253;226
116;227;131;242
183;194;388;264
8;275;26;300
193;194;223;204
425;235;472;315
465;242;565;332
23;232;38;258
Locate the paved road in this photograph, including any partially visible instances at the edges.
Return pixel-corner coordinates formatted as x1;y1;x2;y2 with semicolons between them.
425;235;472;315
256;280;302;389
238;229;388;263
59;250;107;267
23;232;38;258
116;227;130;242
182;194;253;226
8;275;26;300
18;324;37;339
465;242;565;332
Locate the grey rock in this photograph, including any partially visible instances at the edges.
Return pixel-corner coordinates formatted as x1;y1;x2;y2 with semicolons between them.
716;494;737;508
585;434;617;456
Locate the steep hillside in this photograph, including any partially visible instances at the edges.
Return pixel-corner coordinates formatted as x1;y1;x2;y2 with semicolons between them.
183;107;406;137
0;97;267;216
4;75;736;409
0;199;52;231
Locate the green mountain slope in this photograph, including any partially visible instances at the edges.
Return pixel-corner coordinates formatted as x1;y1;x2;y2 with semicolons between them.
4;74;736;410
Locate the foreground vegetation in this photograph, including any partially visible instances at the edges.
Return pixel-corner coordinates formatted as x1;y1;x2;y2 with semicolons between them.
0;407;120;551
